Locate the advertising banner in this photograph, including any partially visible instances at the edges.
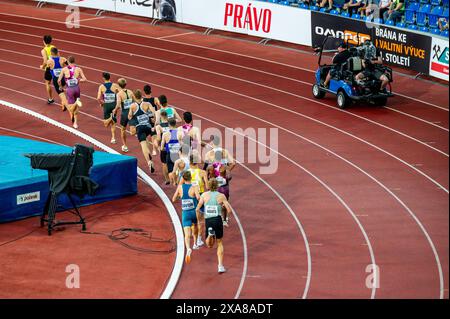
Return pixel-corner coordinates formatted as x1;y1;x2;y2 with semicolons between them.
115;0;182;21
311;11;431;74
182;0;311;46
429;36;449;81
36;0;115;12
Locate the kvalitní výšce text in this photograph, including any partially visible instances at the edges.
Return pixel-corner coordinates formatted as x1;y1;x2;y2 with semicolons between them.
176;303;273;316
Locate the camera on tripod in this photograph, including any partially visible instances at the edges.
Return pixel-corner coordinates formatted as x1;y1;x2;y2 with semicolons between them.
25;144;98;235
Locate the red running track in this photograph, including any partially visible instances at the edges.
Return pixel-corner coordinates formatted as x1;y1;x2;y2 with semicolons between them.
0;112;176;298
0;1;448;299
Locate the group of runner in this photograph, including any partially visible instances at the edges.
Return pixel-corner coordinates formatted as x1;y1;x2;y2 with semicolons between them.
41;34;237;274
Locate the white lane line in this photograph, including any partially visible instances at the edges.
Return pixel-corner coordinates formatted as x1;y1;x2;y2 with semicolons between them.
0;99;185;300
0;125;66;146
3;56;446;298
1;46;448;196
385;107;449;132
157;32;196;40
0;13;446;112
0;85;303;300
1;26;447;142
78;16;105;23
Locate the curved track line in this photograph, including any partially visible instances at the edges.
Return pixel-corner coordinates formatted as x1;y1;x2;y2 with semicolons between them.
2;65;446;298
0;125;66;145
1;46;448;195
0;99;185;300
1;27;448;145
0;12;446;111
2;44;445;298
0;79;374;298
0;85;305;299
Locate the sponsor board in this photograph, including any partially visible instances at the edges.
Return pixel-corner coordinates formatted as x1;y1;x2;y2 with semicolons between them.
182;0;311;46
311;12;431;74
35;0;115;11
17;191;41;205
429;36;449;81
116;0;181;20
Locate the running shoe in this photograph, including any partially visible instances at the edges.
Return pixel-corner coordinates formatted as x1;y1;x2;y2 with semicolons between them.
148;160;155;173
76;98;83;108
223;218;229;228
218;265;226;273
110;138;117;144
185;248;192;264
121;145;129;153
47;99;55;105
193;244;200;250
208;227;216;238
196;237;205;247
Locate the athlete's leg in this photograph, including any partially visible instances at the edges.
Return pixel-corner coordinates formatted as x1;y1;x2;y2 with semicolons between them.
120;126;128;151
45;80;53;101
217;239;224;268
191;223;198;248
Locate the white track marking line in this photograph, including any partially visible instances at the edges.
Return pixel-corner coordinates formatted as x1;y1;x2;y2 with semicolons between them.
0;99;185;300
0;86;299;300
1;33;447;158
77;16;105;23
385;107;449;132
0;46;448;193
0;125;66;145
1;25;447;137
2;55;446;298
157;32;196;39
1;52;447;195
0;12;446;111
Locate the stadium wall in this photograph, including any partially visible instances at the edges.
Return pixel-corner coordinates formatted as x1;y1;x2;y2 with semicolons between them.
36;0;448;81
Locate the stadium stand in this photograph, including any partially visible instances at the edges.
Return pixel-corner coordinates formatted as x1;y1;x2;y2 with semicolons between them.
256;0;450;36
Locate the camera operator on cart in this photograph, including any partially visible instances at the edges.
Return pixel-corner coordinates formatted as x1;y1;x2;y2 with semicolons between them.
322;41;352;89
354;39;391;93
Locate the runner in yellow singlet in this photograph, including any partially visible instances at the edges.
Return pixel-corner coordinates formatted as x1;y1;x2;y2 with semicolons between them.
40;35;55;104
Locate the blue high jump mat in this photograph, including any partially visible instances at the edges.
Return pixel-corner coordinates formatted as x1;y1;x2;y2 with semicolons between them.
0;136;138;223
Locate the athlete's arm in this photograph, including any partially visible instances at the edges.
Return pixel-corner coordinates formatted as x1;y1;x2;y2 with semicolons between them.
97;85;105;105
160;132;168;150
128;103;136;120
201;170;209;191
218;194;232;215
57;68;66;85
172;185;182;203
154;97;162;109
113;92;122;114
40;49;48;69
196;196;205;213
155;110;161;125
194;185;201;201
78;68;87;82
174;110;182;123
224;150;236;171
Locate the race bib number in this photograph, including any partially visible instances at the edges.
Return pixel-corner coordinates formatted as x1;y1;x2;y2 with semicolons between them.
67;78;78;87
216;176;226;187
53;68;62;77
123;99;133;110
205;205;220;218
162;126;170;133
137;114;149;125
168;142;181;154
182;199;195;211
104;93;116;104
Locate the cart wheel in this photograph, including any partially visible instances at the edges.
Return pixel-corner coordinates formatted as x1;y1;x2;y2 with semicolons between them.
374;96;387;107
312;84;325;99
337;91;349;109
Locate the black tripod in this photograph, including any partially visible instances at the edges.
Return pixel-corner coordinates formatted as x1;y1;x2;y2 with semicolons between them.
40;191;86;236
26;144;98;236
